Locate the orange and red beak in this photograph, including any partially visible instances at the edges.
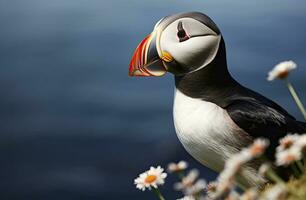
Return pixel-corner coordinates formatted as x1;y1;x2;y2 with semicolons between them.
129;32;167;76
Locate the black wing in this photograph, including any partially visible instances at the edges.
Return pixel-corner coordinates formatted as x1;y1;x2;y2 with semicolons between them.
225;98;306;157
225;97;306;180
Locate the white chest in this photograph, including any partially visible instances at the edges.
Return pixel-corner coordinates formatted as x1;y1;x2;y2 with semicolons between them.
173;89;242;172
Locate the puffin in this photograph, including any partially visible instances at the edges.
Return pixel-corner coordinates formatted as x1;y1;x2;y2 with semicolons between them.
129;12;306;187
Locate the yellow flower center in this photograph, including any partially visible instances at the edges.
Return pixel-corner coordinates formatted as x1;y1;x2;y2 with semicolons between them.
250;145;264;155
277;71;289;79
145;175;157;184
183;179;193;187
207;183;217;192
281;140;293;149
285;154;295;162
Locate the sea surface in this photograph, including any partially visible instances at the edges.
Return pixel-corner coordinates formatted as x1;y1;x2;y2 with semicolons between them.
1;0;306;199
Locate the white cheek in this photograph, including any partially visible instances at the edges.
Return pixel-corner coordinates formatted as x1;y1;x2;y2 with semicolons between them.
160;30;221;70
172;36;221;68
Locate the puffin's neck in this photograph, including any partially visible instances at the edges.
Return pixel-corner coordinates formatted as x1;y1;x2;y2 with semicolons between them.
175;39;240;106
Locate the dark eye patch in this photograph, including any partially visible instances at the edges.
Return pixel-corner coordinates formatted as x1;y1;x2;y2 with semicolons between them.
177;21;189;42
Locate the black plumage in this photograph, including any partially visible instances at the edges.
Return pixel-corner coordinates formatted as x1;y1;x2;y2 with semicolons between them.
175;35;306;161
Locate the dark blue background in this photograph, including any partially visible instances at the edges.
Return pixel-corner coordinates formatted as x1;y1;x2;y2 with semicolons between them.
2;0;306;199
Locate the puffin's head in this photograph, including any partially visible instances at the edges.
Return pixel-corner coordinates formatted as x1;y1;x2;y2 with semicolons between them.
129;12;222;77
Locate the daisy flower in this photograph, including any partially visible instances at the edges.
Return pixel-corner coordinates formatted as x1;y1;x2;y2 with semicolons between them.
217;162;240;187
185;179;206;196
259;162;285;183
258;163;271;177
267;60;297;81
267;61;306;119
206;181;218;197
168;160;188;173
247;138;269;157
226;190;240;200
213;139;269;198
134;166;167;191
277;134;299;152
217;149;252;186
230;149;253;165
260;183;287;200
214;178;233;198
176;196;195;200
207;183;231;200
206;181;231;200
240;188;259;200
293;134;306;150
210;174;234;199
174;169;199;191
275;147;302;166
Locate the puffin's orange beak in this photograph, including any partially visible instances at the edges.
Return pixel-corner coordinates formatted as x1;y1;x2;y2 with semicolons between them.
129;33;167;77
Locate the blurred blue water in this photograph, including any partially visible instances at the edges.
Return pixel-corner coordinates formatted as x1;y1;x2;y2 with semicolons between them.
1;0;306;199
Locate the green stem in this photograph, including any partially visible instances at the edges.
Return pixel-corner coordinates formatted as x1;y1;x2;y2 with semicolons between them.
177;171;185;180
303;155;306;171
152;187;166;200
286;79;306;120
297;161;305;173
291;164;301;177
236;182;247;192
266;169;285;184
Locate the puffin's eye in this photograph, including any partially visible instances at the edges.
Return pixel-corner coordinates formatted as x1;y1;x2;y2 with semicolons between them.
177;30;186;38
177;21;189;42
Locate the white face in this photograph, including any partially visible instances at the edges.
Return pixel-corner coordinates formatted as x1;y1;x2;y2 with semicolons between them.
158;18;221;73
